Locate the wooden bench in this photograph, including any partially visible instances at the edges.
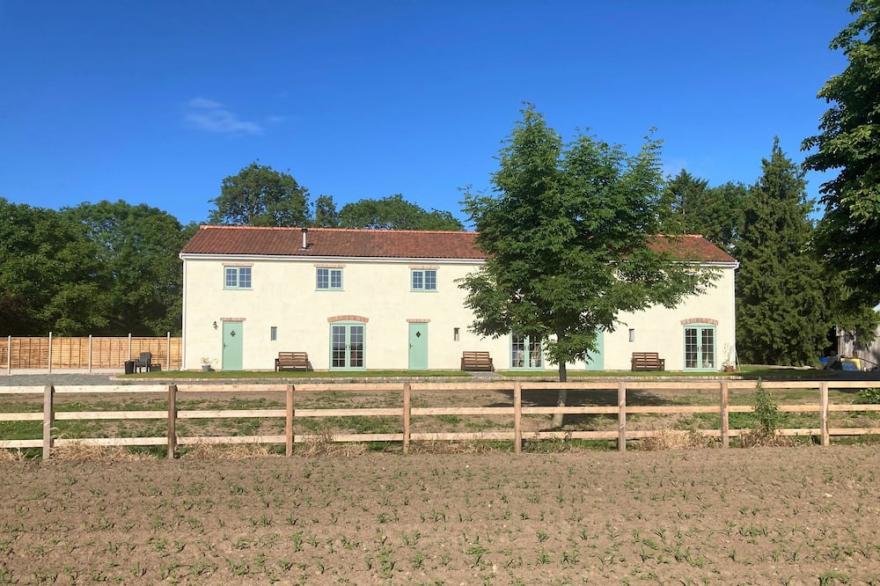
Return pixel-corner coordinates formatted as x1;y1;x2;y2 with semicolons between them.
461;351;494;372
275;352;311;372
631;352;665;371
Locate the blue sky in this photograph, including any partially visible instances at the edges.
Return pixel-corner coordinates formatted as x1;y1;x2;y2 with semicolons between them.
0;1;850;225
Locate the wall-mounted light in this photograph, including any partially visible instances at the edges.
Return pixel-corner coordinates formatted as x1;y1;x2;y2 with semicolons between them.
212;321;218;330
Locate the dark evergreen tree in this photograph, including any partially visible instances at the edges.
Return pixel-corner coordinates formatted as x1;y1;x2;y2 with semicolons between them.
735;139;827;365
660;170;747;252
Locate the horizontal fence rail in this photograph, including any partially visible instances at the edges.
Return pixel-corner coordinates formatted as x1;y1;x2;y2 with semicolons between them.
0;380;879;457
1;334;182;372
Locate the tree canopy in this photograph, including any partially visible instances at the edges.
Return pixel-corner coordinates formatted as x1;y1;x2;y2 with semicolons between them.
659;170;748;252
803;0;880;307
460;106;713;423
209;163;311;227
65;200;196;335
337;194;463;230
735;140;829;365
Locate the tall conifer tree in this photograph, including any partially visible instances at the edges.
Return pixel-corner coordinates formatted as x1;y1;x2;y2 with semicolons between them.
736;139;827;365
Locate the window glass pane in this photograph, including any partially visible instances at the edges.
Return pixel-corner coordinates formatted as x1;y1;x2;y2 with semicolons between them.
330;269;342;289
511;334;525;368
316;268;328;289
424;270;437;290
225;267;237;288
349;325;364;368
529;337;542;368
412;270;423;289
331;326;346;367
238;267;251;288
701;328;715;368
684;328;698;369
270;326;277;341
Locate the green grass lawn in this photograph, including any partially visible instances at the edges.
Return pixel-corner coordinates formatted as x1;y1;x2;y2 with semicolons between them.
127;369;470;380
500;365;873;380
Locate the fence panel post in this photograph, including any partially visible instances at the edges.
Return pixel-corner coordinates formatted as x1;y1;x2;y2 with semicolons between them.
43;384;54;459
513;382;522;454
6;335;10;375
87;335;93;374
720;381;730;448
167;384;177;459
402;383;411;454
47;331;53;373
166;332;171;371
820;382;829;447
128;333;132;362
285;384;295;456
618;381;626;452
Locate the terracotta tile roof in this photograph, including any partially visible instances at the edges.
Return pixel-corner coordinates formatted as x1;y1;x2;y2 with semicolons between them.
181;226;736;263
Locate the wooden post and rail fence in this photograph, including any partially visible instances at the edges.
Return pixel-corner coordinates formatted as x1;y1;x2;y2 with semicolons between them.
1;380;879;458
1;334;181;372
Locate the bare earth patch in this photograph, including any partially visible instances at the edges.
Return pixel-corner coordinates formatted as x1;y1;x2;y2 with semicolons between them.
1;447;879;583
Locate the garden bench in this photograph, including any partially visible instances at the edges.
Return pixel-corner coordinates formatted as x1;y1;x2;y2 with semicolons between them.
275;352;311;371
461;351;494;372
631;352;665;371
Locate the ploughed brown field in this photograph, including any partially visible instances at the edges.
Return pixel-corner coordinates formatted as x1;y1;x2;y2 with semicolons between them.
1;447;879;584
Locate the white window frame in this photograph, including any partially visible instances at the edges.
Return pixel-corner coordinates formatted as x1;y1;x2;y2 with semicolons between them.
316;267;343;291
224;266;252;290
411;269;438;292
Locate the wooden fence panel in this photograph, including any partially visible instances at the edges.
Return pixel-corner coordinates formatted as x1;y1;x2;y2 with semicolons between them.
0;336;181;369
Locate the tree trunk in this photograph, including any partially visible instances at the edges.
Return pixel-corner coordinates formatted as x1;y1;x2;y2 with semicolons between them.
552;361;567;428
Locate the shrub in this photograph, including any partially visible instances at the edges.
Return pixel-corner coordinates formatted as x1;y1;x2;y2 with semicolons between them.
752;381;780;437
855;388;880;405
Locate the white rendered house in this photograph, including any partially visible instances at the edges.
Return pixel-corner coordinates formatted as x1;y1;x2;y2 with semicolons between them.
180;226;738;372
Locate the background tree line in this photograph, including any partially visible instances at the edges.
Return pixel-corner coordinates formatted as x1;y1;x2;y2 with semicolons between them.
0;172;463;336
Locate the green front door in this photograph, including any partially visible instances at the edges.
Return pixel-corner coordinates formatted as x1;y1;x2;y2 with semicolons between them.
222;321;243;370
585;331;604;370
408;323;428;369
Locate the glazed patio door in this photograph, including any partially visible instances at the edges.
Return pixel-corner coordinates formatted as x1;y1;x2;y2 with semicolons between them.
330;324;365;369
684;325;715;370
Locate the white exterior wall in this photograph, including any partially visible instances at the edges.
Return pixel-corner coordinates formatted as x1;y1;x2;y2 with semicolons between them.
182;255;736;372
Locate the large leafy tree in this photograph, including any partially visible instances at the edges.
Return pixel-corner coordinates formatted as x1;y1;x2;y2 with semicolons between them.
0;198;109;335
461;106;713;426
660;170;748;252
210;162;311;226
313;194;339;227
803;1;880;307
338;194;463;230
735;140;828;365
65;200;195;335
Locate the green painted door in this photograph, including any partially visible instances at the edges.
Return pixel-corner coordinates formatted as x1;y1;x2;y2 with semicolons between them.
408;323;428;369
222;321;243;370
585;331;604;370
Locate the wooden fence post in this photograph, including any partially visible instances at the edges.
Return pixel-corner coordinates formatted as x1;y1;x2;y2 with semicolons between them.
128;333;132;361
285;384;295;456
87;335;93;374
820;382;829;447
402;383;411;454
47;331;53;373
43;384;54;459
618;381;627;452
167;384;177;459
6;335;10;375
720;381;730;448
166;332;171;371
513;382;522;454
